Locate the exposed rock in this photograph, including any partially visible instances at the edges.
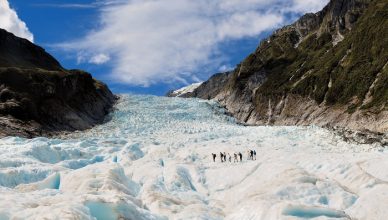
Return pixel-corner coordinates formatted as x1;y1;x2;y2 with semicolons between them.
0;29;116;138
168;72;232;99
184;0;388;134
329;126;388;146
0;29;62;71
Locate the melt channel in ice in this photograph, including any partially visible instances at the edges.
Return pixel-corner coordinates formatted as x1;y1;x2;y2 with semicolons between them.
0;94;387;220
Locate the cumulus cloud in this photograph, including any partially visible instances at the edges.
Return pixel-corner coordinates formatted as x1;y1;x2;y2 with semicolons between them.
63;0;328;86
0;0;34;42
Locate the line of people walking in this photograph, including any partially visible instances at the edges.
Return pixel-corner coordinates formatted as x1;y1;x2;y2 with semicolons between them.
212;150;256;163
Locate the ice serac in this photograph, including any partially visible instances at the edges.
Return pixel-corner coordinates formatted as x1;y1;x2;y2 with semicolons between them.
0;28;116;138
188;0;388;133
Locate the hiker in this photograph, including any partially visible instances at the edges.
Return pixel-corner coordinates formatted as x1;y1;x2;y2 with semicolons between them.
223;152;227;162
212;153;216;162
250;150;254;160
220;152;224;162
238;152;242;162
253;150;257;160
234;153;238;163
228;153;232;162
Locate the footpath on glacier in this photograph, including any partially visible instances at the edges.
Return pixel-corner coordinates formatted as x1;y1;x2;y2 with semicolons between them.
0;95;387;220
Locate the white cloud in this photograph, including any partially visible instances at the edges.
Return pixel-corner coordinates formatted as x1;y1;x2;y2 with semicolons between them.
89;53;110;64
291;0;329;13
218;64;234;73
32;1;127;9
0;0;34;42
63;0;329;86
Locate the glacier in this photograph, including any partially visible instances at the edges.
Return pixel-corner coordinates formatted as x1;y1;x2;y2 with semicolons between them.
0;94;387;220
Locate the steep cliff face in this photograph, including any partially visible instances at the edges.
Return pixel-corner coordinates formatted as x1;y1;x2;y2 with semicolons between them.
0;29;116;138
189;0;388;133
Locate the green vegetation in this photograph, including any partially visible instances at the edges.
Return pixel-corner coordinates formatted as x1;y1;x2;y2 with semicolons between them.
228;0;387;112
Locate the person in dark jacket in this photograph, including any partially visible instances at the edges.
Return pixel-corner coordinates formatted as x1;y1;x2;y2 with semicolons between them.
238;152;243;162
212;153;216;162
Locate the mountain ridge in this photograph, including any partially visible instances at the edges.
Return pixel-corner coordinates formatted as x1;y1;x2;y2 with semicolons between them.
0;28;116;138
0;29;62;71
172;0;387;133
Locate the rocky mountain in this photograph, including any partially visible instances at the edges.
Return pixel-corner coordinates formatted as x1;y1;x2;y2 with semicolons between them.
0;29;116;138
178;0;387;133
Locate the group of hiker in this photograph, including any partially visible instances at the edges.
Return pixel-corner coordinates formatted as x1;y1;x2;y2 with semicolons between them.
211;150;256;163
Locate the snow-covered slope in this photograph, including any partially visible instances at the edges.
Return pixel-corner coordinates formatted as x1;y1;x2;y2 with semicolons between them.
169;82;203;97
0;95;387;219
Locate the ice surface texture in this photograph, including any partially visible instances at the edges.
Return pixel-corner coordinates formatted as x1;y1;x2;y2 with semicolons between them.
0;95;387;219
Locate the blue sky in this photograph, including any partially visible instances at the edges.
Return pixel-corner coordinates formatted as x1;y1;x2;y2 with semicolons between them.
3;0;328;95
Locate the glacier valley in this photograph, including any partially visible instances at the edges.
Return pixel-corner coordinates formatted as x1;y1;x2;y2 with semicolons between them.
0;95;387;220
